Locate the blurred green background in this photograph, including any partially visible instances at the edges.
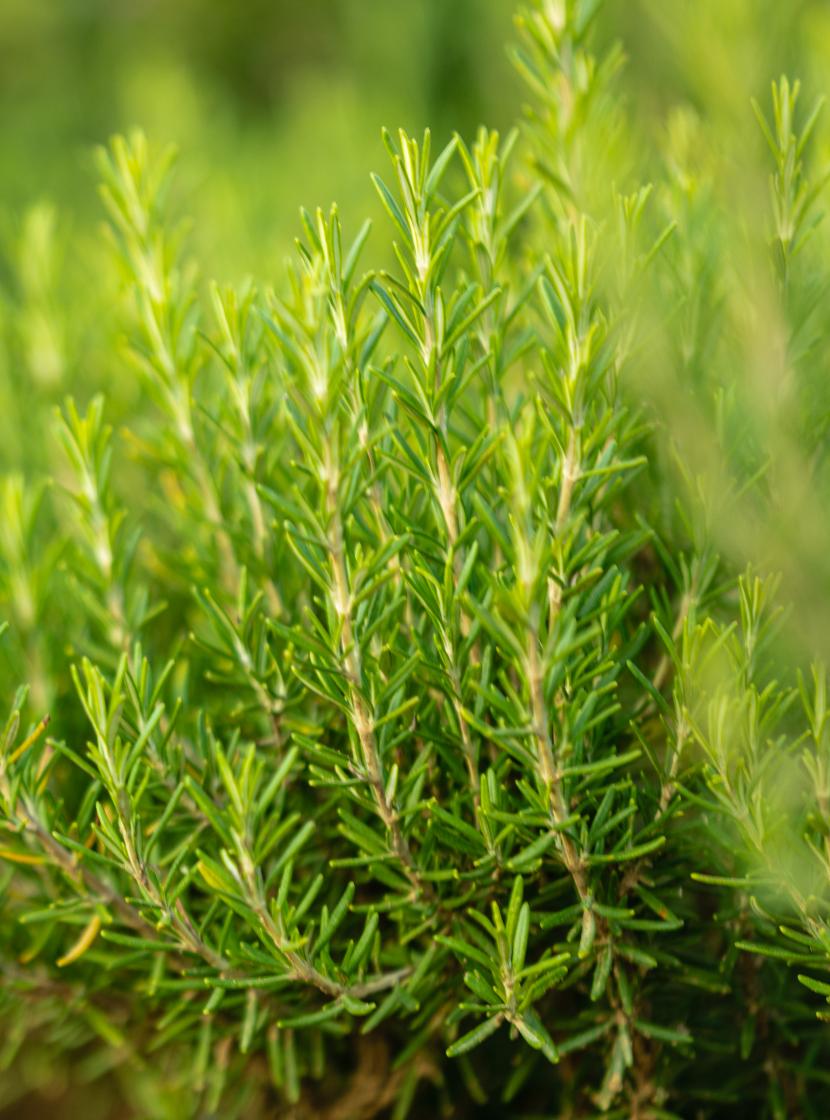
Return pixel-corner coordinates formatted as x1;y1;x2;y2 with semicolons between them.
0;0;518;278
4;0;828;284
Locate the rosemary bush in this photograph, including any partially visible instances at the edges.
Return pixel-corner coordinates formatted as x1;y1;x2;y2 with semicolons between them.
3;3;830;1117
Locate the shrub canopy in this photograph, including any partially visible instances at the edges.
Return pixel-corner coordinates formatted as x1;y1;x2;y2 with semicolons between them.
3;3;830;1118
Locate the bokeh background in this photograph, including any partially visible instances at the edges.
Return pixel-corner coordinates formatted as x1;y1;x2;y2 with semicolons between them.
0;0;519;279
3;0;828;269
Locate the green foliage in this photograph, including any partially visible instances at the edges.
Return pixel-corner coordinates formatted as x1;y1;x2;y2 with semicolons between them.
4;3;830;1118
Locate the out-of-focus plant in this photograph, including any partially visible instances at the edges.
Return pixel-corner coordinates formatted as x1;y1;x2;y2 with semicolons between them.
652;75;830;1058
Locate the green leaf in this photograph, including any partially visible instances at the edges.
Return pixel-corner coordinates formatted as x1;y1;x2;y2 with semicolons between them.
446;1015;503;1057
514;1009;558;1063
798;974;830;997
511;903;530;974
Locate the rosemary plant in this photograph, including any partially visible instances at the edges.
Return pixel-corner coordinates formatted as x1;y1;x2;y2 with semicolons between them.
2;2;830;1117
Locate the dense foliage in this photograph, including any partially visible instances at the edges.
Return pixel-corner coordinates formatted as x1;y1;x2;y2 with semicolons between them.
4;2;830;1117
